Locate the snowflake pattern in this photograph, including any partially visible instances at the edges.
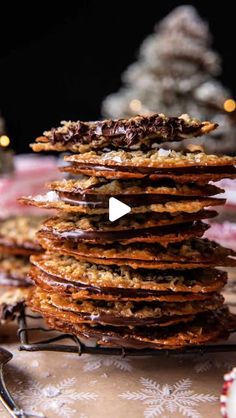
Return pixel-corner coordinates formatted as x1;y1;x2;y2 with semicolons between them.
83;356;133;372
193;355;233;373
119;377;217;418
13;377;97;418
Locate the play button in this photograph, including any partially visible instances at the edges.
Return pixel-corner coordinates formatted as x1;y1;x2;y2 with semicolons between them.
109;197;131;222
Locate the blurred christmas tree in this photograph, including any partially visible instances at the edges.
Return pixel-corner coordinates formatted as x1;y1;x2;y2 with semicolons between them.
102;6;236;154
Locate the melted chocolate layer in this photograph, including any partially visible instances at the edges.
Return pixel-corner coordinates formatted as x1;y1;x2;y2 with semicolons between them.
58;310;193;326
59;192;212;208
35;272;184;297
32;269;220;299
47;221;207;242
69;163;236;175
45;307;232;350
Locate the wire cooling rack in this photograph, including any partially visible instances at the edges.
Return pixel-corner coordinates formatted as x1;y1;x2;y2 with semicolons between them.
17;307;236;356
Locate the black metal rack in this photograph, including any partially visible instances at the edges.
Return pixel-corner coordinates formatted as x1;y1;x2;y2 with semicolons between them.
18;308;236;356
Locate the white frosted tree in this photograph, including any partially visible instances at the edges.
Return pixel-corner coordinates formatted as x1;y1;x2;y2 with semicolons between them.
102;6;236;153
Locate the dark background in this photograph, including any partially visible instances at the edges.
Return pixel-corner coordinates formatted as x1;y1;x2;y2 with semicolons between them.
0;1;235;153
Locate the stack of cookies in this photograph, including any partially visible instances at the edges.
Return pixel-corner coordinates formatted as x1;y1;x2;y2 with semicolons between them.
21;113;236;350
0;216;42;324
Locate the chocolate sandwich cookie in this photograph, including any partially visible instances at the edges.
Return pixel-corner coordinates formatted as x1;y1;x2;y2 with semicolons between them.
37;220;209;246
43;177;222;211
29;287;224;327
47;176;223;197
0;216;43;255
45;307;234;349
19;191;224;214
36;238;236;269
31;114;217;153
29;293;194;327
0;256;32;286
52;254;236;269
29;255;227;300
30;268;224;303
62;150;236;182
37;237;234;263
64;149;236;171
31;267;222;303
38;210;217;243
0;287;29;322
61;163;236;183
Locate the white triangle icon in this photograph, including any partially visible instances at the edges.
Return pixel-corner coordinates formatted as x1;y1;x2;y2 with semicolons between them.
109;197;131;222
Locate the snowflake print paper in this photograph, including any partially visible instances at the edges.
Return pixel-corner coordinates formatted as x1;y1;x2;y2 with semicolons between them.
14;377;97;418
119;377;217;418
193;355;233;374
83;355;133;372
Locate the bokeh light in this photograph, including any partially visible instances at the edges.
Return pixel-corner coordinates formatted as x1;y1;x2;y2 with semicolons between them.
224;99;236;112
129;99;142;113
0;135;10;147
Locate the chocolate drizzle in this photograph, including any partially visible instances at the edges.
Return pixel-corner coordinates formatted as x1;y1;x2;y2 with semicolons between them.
41;114;217;151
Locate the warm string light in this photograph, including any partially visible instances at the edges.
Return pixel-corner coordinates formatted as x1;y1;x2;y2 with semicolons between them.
0;135;10;147
129;99;142;113
224;99;236;113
